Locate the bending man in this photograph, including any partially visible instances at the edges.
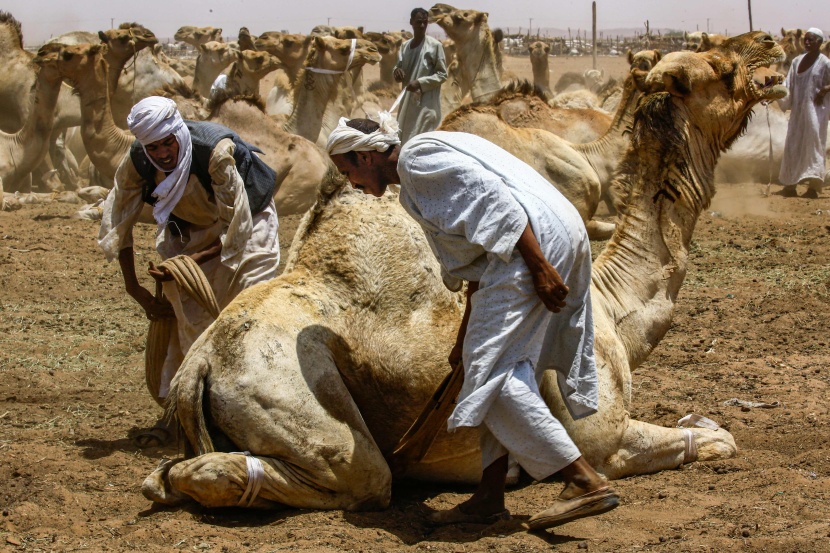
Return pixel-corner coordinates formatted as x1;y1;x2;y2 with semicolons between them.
98;97;280;445
326;116;618;530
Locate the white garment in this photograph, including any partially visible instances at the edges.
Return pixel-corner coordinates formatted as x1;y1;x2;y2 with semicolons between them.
778;53;830;186
210;74;228;99
394;36;448;144
326;114;400;156
99;139;280;396
397;131;598;438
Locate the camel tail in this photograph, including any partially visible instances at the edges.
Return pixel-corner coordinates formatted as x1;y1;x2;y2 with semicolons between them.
165;354;215;455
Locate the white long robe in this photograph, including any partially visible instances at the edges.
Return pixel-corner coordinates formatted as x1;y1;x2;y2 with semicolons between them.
394;35;448;145
397;132;598;453
778;53;830;186
99;138;280;396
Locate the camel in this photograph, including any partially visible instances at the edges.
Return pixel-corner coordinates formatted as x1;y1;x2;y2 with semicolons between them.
428;4;502;112
237;27;257;52
363;32;403;93
224;50;281;99
192;41;235;98
310;25;364;40
777;28;804;73
140;32;787;512
277;36;381;147
0;44;64;195
208;94;334;215
528;41;551;95
174;26;224;47
683;31;727;52
256;32;314;117
437;72;644;238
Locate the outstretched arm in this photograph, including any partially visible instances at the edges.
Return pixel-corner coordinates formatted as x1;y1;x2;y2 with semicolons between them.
118;247;174;321
516;223;568;312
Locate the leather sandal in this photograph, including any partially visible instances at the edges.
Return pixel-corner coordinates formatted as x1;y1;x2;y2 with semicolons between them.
526;486;619;531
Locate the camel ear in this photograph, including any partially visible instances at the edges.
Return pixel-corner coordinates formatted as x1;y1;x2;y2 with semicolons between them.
684;31;689;40
627;49;634;64
699;33;712;51
199;43;208;52
89;44;102;56
660;69;692;97
98;30;109;43
476;12;488;24
314;35;326;49
780;27;786;37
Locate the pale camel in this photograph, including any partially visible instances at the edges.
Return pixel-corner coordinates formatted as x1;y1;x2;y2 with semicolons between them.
528;41;551;95
429;4;502;111
778;28;804;72
207;94;334;215
192;41;235;98
278;36;381;147
310;25;364;39
224;50;281;99
140;32;787;511
0;44;63;195
174;26;224;47
363;32;403;92
256;32;313;117
0;12;83;190
683;31;727;52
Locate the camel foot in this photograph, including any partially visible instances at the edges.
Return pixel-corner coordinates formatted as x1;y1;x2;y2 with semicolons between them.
141;458;191;507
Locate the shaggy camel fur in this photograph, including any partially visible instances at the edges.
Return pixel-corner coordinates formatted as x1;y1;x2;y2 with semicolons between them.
140;32;786;511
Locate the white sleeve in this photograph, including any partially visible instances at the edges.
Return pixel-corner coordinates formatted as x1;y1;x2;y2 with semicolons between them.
208;138;253;268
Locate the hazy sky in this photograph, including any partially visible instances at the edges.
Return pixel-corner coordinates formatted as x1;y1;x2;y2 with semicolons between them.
8;0;829;44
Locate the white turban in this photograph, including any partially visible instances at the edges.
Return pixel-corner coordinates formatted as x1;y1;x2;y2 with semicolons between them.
326;111;401;156
806;27;825;42
127;96;193;226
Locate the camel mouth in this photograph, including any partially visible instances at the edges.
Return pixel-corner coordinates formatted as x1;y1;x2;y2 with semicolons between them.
749;65;787;101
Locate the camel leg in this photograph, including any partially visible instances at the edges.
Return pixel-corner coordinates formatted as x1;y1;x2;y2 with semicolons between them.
145;321;392;511
602;419;737;480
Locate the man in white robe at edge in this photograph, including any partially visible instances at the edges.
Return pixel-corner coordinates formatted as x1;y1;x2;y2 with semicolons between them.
98;97;280;446
778;27;830;198
326;115;619;531
393;7;448;144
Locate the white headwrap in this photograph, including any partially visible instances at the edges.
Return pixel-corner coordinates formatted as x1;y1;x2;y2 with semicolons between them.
127;96;193;225
806;27;825;42
326;110;402;156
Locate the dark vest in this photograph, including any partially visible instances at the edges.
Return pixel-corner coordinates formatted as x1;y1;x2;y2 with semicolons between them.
130;121;277;222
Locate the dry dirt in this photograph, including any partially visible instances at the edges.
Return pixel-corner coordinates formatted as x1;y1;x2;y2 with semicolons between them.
1;55;830;552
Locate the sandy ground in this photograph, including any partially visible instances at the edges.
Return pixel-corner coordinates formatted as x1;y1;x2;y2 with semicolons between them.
1;55;830;552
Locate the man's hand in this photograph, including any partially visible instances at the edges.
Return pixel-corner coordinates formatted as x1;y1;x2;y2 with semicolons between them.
530;262;569;313
148;262;174;282
394;67;405;82
405;80;422;92
816;85;830;105
130;285;175;321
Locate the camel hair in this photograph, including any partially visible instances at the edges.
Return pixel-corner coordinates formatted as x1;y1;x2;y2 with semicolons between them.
139;31;787;511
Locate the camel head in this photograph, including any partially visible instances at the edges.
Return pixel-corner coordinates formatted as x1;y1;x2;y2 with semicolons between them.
429;4;489;43
696;32;727;52
528;41;550;58
363;32;401;56
643;31;786;152
51;43;107;89
235;50;281;79
682;30;703;51
628;49;662;90
198;41;234;66
175;26;223;47
238;27;257;51
256;32;312;67
310;36;380;72
778;28;805;71
97;24;158;59
31;43;65;84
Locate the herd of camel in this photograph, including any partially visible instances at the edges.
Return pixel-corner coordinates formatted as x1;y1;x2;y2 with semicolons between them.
0;5;801;513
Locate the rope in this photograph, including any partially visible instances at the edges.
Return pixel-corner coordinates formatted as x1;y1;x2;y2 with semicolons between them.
231;451;265;507
144;255;219;405
681;429;698;464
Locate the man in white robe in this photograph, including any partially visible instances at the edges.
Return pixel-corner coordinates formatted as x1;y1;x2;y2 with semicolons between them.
326;116;618;531
778;27;830;198
98;97;280;445
393;8;448;144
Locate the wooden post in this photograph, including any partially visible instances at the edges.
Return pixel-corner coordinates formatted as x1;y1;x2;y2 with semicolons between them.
592;1;597;69
747;0;753;31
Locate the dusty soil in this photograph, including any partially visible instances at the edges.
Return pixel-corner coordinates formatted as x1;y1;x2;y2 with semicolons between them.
2;55;830;552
